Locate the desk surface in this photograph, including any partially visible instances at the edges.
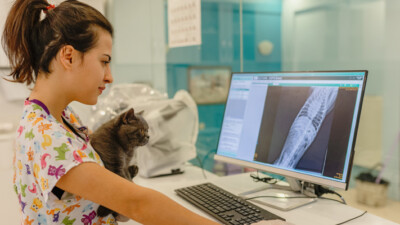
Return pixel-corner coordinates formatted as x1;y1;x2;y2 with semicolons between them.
1;164;398;225
126;165;399;225
337;188;400;224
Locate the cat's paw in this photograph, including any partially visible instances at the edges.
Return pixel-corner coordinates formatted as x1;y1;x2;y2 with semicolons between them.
97;205;112;217
128;165;139;178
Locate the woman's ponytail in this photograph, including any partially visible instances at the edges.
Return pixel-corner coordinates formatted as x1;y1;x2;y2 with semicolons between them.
2;0;49;85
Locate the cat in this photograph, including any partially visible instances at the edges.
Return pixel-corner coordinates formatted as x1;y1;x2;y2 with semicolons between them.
90;108;149;219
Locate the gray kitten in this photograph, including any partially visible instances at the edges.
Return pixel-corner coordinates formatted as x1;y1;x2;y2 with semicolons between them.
90;108;149;219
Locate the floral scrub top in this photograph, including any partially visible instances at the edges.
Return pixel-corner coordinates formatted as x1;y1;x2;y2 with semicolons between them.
13;99;118;225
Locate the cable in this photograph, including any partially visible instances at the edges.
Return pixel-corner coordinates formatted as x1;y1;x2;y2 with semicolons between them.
250;173;277;184
250;172;278;184
249;173;347;205
331;191;347;205
243;194;347;205
314;185;347;204
318;196;346;204
335;211;367;225
246;173;364;224
202;149;217;168
195;156;207;179
244;195;313;201
247;173;347;204
244;195;366;224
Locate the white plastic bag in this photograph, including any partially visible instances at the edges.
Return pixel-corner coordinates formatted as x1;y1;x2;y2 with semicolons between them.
90;84;198;177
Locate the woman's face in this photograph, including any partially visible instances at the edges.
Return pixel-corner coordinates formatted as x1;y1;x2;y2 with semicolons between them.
71;28;113;105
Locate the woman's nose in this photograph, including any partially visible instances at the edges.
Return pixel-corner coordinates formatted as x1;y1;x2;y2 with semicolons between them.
105;68;113;84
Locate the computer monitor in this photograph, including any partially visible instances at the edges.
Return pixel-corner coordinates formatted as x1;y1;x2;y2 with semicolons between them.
214;71;367;204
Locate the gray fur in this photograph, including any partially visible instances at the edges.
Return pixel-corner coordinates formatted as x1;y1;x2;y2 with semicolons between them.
90;108;149;218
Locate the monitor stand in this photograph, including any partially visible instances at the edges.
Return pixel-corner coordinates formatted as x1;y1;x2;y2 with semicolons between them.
238;177;317;211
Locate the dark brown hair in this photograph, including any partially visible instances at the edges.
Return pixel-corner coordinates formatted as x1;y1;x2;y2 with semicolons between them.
1;0;113;85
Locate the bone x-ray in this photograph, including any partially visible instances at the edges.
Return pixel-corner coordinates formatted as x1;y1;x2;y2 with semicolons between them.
254;85;358;179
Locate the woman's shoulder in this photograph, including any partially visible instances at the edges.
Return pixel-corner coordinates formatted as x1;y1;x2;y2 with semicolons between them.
15;101;103;164
17;101;78;147
19;101;61;132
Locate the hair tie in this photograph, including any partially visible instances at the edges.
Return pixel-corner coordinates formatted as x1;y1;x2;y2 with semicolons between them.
40;4;55;21
45;4;55;13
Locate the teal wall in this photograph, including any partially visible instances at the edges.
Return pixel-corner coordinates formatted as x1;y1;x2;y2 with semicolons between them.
166;0;283;172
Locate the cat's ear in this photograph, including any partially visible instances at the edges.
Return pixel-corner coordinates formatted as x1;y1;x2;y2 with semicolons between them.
122;108;135;124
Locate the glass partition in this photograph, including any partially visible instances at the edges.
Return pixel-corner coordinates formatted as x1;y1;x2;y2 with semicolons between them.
108;0;399;201
281;0;398;201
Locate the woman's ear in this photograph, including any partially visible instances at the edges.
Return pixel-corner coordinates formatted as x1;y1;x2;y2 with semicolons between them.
59;45;75;69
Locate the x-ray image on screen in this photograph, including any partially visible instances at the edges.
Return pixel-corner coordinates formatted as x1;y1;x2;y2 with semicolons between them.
253;86;358;179
274;87;339;168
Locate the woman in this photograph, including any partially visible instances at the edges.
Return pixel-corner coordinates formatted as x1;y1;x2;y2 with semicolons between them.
2;0;219;224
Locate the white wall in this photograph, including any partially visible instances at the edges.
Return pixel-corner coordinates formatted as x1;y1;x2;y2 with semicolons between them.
110;0;167;93
0;0;13;67
282;0;399;200
0;69;28;126
383;0;400;202
282;0;385;96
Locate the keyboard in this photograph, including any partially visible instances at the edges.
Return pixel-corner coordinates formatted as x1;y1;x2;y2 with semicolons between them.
175;183;285;225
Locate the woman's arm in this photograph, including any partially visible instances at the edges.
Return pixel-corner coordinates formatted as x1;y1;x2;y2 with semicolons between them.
56;162;219;225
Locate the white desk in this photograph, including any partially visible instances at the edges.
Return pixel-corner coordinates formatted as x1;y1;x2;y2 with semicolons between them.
1;164;398;225
125;165;399;225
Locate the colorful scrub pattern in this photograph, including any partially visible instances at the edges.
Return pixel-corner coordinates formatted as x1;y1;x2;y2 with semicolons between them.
13;99;118;225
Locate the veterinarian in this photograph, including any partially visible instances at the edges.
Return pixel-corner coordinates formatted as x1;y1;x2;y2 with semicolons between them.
2;0;220;224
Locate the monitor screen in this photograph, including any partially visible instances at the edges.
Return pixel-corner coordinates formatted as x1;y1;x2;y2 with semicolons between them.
214;70;367;190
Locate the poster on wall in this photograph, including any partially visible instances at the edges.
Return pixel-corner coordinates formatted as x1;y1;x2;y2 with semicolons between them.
188;66;231;104
168;0;201;48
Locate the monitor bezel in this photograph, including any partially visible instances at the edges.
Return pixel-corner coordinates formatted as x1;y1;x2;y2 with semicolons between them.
214;70;368;190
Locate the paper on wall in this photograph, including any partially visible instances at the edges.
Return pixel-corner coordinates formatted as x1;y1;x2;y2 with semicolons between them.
168;0;201;48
